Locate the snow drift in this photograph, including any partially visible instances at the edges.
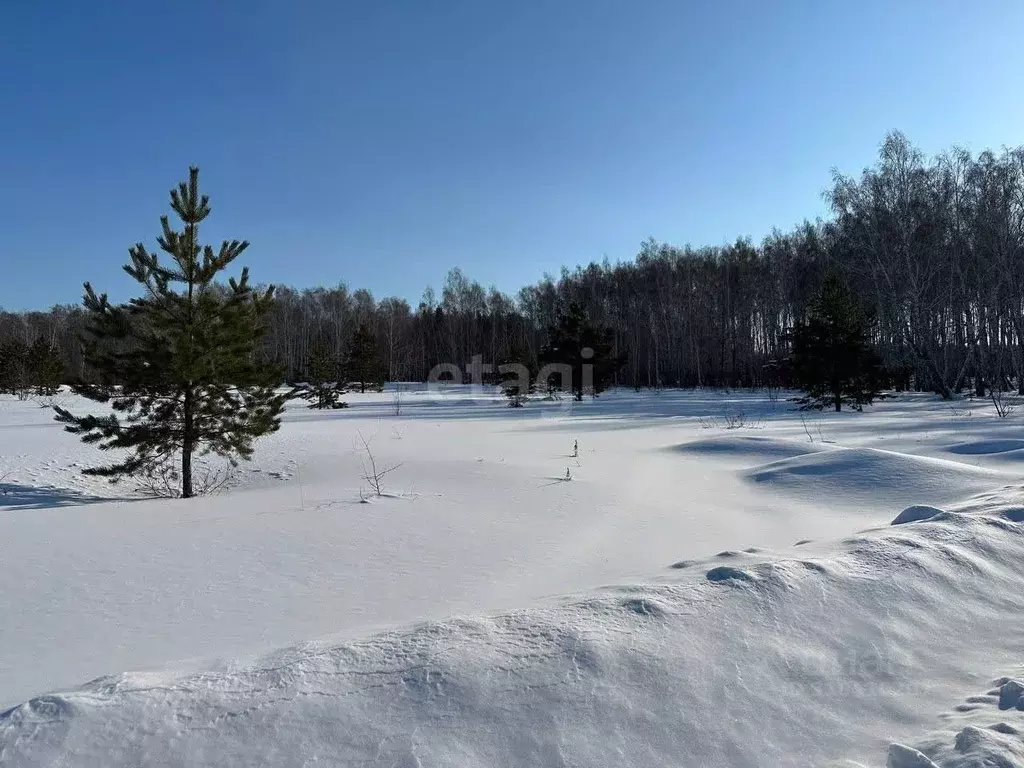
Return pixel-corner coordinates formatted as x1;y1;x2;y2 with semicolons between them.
673;435;824;465
945;439;1024;464
4;390;1024;767
744;447;1004;508
3;493;1023;768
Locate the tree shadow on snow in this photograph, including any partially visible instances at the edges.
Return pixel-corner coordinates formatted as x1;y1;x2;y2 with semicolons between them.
0;482;113;512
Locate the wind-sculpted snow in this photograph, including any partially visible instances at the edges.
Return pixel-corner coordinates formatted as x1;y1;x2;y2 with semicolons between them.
886;676;1024;767
673;435;826;465
891;505;946;525
945;438;1024;457
3;497;1023;768
744;447;1004;507
4;390;1024;766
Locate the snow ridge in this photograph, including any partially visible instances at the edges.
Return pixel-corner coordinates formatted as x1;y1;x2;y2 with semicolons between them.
744;447;1004;506
3;496;1023;768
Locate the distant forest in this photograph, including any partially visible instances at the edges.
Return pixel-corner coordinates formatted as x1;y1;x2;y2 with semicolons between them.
4;132;1024;398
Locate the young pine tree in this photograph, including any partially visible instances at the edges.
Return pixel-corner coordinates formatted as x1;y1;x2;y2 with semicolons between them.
346;323;382;393
539;302;625;401
790;275;882;412
293;342;348;409
501;364;533;407
498;344;535;408
27;337;65;397
0;340;29;396
54;168;288;498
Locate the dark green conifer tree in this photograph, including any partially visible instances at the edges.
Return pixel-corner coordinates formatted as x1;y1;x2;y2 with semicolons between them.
0;340;29;396
293;342;348;409
538;302;625;401
27;337;65;396
790;274;882;412
499;347;535;408
54;168;287;498
346;323;382;393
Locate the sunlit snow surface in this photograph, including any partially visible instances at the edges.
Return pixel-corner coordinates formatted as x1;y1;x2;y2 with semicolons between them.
1;387;1022;767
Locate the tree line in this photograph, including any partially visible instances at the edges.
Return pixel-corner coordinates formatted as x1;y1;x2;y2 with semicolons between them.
4;131;1024;400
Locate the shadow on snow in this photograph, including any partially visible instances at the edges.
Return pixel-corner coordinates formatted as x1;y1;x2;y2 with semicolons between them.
0;483;113;512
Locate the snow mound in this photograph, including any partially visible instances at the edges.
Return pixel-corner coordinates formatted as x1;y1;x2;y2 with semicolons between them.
888;675;1024;767
744;447;1002;507
892;505;945;525
1002;507;1024;523
946;439;1024;456
4;504;1024;768
887;743;939;767
998;679;1024;710
705;564;756;583
673;435;823;465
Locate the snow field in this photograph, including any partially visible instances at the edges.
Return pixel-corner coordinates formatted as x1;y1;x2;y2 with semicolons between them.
1;387;1023;766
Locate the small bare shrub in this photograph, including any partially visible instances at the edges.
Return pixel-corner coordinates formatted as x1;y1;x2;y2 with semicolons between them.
723;411;763;430
700;412;764;430
357;430;403;497
800;413;815;443
136;456;237;498
799;411;832;443
991;389;1017;419
947;402;973;420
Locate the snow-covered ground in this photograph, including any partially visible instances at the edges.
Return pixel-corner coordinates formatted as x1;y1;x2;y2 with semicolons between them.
1;387;1022;767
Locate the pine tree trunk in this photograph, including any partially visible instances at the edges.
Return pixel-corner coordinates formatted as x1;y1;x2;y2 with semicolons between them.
834;392;841;412
181;447;193;498
181;387;194;499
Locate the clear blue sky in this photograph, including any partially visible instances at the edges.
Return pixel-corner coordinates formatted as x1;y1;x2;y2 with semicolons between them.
2;0;1023;311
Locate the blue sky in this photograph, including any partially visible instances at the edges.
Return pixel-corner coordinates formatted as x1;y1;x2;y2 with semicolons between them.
2;0;1023;310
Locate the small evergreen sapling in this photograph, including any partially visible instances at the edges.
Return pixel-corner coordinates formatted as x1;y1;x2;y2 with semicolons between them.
27;337;64;397
346;323;383;394
789;275;882;412
0;340;29;397
54;167;288;498
497;345;535;408
539;302;626;401
501;362;534;407
293;343;348;409
503;380;528;407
